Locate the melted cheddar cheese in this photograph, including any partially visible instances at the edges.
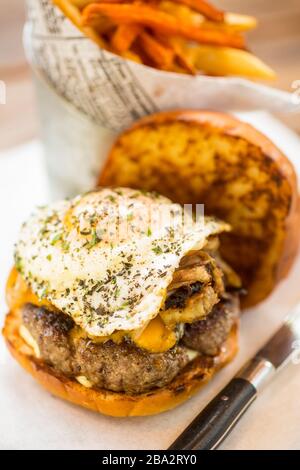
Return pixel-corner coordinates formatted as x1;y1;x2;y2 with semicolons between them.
130;316;177;352
6;267;53;311
7;268;177;353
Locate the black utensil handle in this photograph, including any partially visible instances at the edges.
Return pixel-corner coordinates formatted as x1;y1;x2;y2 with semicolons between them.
169;378;257;450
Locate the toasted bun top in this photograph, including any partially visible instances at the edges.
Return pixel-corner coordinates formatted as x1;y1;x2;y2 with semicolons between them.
99;110;300;306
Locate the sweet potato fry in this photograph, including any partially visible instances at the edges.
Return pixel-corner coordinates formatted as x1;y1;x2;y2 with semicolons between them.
173;47;197;74
154;33;197;74
171;0;224;22
139;31;175;69
82;4;246;49
53;0;107;47
111;24;141;52
121;49;143;63
72;0;129;6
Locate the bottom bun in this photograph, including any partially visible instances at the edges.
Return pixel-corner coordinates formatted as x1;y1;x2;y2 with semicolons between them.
3;309;238;417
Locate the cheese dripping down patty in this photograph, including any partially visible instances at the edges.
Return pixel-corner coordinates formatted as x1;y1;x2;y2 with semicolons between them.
14;187;230;337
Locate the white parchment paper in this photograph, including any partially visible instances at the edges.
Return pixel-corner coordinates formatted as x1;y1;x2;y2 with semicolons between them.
25;0;299;133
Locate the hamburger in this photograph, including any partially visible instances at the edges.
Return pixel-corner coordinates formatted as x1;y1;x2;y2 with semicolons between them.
3;111;299;417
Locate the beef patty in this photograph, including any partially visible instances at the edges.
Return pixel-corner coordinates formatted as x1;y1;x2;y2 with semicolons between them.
21;293;239;394
182;294;239;356
22;304;190;394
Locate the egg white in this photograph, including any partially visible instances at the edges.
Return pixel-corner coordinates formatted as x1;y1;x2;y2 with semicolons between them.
15;188;229;336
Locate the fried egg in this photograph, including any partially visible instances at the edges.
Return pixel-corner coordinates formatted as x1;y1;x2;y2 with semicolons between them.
15;187;229;337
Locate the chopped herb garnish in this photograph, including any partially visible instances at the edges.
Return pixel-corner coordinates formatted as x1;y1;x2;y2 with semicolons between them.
40;287;49;299
152;245;163;255
119;300;129;310
51;232;63;245
62;241;70;252
114;287;121;299
14;254;23;272
88;229;101;249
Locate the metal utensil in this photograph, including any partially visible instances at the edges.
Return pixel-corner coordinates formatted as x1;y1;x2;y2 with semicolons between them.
169;304;300;450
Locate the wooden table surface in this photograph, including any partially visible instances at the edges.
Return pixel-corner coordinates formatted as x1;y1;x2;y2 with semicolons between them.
0;0;299;151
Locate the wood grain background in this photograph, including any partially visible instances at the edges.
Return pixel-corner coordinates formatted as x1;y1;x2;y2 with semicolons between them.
0;0;299;151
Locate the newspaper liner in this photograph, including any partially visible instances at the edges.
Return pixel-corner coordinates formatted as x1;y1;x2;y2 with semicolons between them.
24;0;300;198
